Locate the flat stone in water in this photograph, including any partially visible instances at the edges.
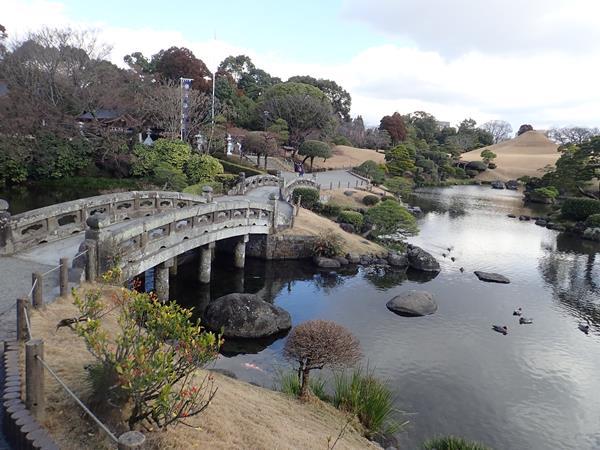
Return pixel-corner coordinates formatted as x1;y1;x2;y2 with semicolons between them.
474;271;510;284
386;290;437;317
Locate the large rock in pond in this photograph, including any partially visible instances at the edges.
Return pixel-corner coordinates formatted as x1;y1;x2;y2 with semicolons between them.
387;252;408;267
583;227;600;242
407;245;440;272
346;253;361;264
386;291;437;317
204;293;291;338
474;271;510;284
314;256;341;268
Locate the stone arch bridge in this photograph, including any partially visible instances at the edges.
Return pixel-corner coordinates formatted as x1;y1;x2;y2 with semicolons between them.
0;173;321;302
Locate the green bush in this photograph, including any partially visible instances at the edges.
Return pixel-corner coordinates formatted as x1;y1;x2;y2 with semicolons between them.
465;169;479;178
453;167;467;179
214;173;238;190
313;231;343;257
365;200;418;237
362;194;380;206
338;210;364;229
333;368;402;439
292;187;320;209
320;203;342;217
533;186;559;199
561;197;600;221
380;196;398;203
384;177;414;200
466;161;488;171
276;371;328;402
153;163;187;191
422;436;491;450
585;213;600;228
185;154;224;184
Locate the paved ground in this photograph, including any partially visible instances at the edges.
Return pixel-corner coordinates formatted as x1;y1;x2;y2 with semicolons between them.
281;169;367;190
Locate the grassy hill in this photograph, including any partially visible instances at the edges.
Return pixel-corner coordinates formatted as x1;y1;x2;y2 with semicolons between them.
461;131;560;181
311;145;385;170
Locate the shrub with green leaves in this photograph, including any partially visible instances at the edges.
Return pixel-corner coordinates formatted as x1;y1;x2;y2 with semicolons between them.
354;160;386;185
332;135;353;146
183;181;224;196
132;139;192;177
533;186;559;199
338;210;364;229
365;200;418;237
292;187;320;209
72;286;222;430
384;177;414;200
585;213;600;228
320;203;342;217
422;436;491;450
153;163;187;191
185;154;224;184
333;368;403;439
362;194;380;206
561;197;600;221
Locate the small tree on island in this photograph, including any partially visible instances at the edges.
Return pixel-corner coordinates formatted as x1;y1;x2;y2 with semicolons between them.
480;149;497;165
283;320;361;400
298;140;332;171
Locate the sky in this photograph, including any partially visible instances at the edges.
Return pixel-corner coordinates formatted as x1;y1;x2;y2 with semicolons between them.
4;0;600;130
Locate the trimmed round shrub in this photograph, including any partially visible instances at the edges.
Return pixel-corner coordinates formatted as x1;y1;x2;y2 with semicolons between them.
380;196;398;203
292;187;320;210
533;186;559;199
466;161;488;171
561;197;600;221
365;201;418;237
585;213;600;228
338;210;364;229
183;181;224;195
362;194;380;206
332;135;353;146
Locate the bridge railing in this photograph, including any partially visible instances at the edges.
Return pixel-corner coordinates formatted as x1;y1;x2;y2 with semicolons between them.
85;199;278;281
227;173;281;196
280;177;321;202
0;191;210;256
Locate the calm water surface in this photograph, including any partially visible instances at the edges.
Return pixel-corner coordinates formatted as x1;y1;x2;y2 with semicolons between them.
174;186;600;450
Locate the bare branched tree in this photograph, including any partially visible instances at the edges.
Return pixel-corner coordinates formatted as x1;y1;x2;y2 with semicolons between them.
548;126;600;146
283;320;362;400
138;79;213;141
480;120;513;144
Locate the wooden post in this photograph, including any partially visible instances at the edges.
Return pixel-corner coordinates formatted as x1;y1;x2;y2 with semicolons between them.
17;298;28;341
118;430;146;449
59;257;69;297
337;181;341;189
31;272;43;308
329;181;333;190
25;339;45;421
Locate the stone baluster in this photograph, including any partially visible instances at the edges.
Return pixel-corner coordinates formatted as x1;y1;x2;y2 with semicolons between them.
0;198;12;254
85;213;112;279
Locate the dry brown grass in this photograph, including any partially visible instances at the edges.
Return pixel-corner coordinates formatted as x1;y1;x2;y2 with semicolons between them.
283;209;386;256
321;189;377;210
23;289;378;450
461;131;559;181
312;145;385;170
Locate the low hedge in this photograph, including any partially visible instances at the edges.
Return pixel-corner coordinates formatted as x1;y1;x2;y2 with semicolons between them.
292;187;320;209
338;210;364;229
214;156;265;176
319;203;342;217
561;197;600;221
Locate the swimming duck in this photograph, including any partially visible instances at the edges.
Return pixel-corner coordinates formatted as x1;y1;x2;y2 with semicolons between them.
578;323;590;334
447;247;452;252
459;267;464;272
442;253;447;258
519;317;533;324
513;307;522;316
492;325;508;335
450;256;456;262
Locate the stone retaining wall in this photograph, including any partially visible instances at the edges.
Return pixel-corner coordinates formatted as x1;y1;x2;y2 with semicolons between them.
247;234;318;260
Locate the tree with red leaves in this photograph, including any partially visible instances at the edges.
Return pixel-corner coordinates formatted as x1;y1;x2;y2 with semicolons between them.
379;112;407;145
153;47;212;93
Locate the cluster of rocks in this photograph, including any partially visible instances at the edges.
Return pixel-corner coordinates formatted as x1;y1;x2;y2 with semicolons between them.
507;214;567;231
490;180;519;190
313;244;441;273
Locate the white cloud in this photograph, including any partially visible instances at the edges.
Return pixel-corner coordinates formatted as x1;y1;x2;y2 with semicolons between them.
4;0;600;130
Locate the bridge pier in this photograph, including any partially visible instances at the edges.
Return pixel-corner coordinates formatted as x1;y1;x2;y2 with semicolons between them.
155;259;173;302
198;243;215;284
234;235;250;269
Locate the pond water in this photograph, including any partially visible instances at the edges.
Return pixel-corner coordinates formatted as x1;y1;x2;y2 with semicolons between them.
171;185;600;450
3;184;599;449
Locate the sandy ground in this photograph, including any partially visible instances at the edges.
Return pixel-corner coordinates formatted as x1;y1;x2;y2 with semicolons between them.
321;189;379;210
283;208;386;256
460;131;560;181
23;290;378;450
312;145;385;170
